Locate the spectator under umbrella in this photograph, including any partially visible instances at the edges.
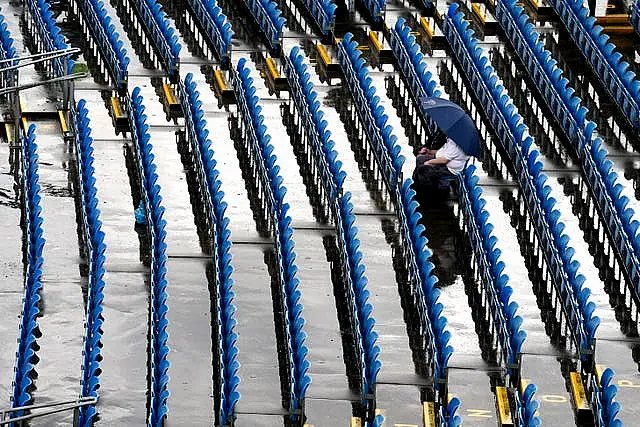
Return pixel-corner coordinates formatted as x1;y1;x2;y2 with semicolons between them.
412;97;480;194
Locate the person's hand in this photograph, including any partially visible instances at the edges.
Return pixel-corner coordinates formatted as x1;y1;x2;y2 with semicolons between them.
418;147;429;155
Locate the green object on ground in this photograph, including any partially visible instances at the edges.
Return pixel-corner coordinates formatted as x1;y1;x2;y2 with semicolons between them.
71;62;89;74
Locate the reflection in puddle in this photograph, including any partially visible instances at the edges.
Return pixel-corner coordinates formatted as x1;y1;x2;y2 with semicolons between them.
414;196;463;288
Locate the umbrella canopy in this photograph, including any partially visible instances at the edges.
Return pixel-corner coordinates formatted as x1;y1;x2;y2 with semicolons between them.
420;97;481;157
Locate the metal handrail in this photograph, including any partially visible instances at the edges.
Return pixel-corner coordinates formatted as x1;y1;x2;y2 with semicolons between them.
0;397;97;425
0;72;89;96
0;48;79;65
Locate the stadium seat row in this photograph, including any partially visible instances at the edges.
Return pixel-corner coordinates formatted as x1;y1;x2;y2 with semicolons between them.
283;46;381;403
281;48;339;189
0;13;16;60
24;0;74;77
632;0;640;38
73;0;129;89
184;0;233;68
389;18;441;133
585;139;640;281
388;19;536;419
285;46;346;198
129;88;171;426
243;0;286;50
10;125;45;415
459;166;527;372
233;58;311;415
338;33;455;392
493;0;588;147
337;33;405;189
444;4;599;358
297;0;336;36
0;13;16;101
125;0;180;78
495;0;640;341
72;100;108;427
513;383;542;426
545;0;640;127
359;0;385;23
337;191;382;399
590;368;623;427
398;180;453;384
459;167;543;426
180;73;241;425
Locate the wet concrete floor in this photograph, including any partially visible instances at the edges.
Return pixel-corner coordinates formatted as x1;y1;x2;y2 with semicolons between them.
2;0;640;425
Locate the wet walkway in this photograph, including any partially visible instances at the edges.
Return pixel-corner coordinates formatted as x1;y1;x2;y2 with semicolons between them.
2;0;640;424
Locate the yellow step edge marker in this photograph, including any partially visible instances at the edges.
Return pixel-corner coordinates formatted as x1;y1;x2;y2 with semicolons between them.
109;97;129;134
472;3;487;24
350;416;363;427
21;116;29;135
265;57;280;79
212;70;236;106
595;364;606;387
423;401;436;427
19;95;29;134
58;110;68;134
317;44;331;66
110;97;124;119
420;17;435;39
569;372;590;413
162;83;177;105
214;70;227;92
369;31;384;53
265;58;288;92
495;386;514;427
5;123;13;144
162;82;183;118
